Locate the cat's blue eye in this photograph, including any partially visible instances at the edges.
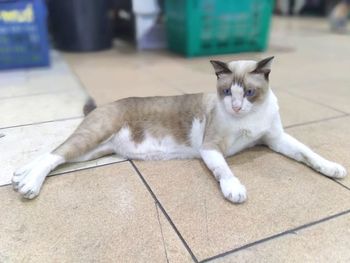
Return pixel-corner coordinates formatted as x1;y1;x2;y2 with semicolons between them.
223;89;231;96
245;89;255;97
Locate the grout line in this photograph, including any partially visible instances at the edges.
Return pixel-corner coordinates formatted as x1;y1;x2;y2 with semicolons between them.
282;90;349;115
0;89;71;101
155;203;170;263
200;209;350;263
129;160;199;263
49;159;128;177
329;178;350;191
284;114;349;130
0;116;84;130
0;159;128;188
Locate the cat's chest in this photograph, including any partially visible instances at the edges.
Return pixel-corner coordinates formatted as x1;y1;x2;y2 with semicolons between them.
222;115;272;156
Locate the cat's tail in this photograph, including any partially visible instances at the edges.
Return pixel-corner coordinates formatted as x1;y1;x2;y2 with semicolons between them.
83;96;97;116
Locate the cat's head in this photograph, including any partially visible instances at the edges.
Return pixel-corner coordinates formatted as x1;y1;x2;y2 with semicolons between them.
210;57;274;117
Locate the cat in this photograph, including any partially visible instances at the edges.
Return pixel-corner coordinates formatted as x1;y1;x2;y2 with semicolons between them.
12;57;347;203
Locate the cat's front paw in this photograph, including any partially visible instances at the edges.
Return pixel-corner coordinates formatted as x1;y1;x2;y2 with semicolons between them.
319;161;347;179
220;177;247;204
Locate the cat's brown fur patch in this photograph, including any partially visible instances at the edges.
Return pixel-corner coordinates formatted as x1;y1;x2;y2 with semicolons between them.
216;71;268;103
53;94;207;160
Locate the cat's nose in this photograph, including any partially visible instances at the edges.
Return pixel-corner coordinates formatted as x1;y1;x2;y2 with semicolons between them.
233;106;241;113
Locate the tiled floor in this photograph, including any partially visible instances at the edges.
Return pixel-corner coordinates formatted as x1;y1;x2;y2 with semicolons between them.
1;16;350;262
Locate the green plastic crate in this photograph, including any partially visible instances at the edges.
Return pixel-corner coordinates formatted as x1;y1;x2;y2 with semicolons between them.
165;0;273;57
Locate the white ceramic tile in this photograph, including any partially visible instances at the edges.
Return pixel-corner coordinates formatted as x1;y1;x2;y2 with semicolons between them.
0;119;125;186
0;88;87;128
0;51;83;99
51;155;126;176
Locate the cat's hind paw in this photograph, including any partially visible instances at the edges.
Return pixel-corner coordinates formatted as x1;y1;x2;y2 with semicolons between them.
319;162;347;179
220;177;247;204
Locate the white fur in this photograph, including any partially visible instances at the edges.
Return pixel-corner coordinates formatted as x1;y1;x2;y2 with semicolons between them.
189;118;206;150
220;177;247;203
200;149;247;203
12;153;65;199
263;118;347;179
112;127;199;160
217;89;279;156
222;84;254;116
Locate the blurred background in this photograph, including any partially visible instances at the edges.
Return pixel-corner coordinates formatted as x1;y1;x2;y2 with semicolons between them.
0;0;348;71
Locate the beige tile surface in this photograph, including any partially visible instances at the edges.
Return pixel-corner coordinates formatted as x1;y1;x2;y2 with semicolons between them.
0;51;83;99
0;162;192;263
0;118;125;186
157;204;195;263
0;89;87;128
135;149;350;261
51;155;126;176
64;50;182;106
286;116;350;188
144;59;216;94
66;66;181;105
267;17;350;114
274;90;343;127
213;213;350;263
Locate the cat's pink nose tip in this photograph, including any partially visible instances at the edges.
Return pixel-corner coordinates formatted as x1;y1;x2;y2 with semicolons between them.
233;107;241;113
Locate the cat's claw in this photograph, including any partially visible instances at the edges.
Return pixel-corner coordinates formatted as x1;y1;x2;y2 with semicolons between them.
319;161;347;179
220;177;247;204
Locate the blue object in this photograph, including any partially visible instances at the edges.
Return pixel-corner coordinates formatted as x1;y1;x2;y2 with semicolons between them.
0;0;50;70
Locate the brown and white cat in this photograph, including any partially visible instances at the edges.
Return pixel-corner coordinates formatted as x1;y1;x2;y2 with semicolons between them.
12;57;347;203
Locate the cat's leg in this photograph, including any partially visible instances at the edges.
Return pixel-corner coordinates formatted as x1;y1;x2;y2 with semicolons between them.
69;139;115;163
264;117;347;178
12;139;115;199
200;148;247;203
12;106;119;199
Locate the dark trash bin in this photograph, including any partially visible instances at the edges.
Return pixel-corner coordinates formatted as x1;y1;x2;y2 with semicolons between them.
48;0;113;52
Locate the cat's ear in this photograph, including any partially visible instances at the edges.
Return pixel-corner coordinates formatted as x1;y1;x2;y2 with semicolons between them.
210;60;231;78
252;56;274;80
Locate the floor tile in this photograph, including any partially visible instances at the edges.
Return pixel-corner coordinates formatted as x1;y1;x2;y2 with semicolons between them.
212;213;350;263
274;90;342;127
0;119;125;186
271;56;350;114
267;18;350;114
286;116;350;188
0;51;82;99
144;59;216;94
135;149;350;260
51;155;125;176
67;66;181;106
64;52;182;106
156;204;195;263
0;162;192;263
0;89;87;128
